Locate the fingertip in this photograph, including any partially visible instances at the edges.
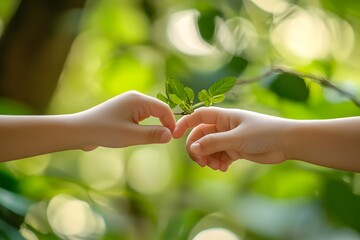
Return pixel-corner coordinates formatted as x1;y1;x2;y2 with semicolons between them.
219;162;229;172
208;160;220;170
163;118;176;134
172;126;184;139
190;142;201;154
197;157;207;167
160;128;172;143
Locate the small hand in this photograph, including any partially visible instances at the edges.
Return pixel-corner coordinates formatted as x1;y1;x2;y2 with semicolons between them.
173;107;288;171
77;91;176;150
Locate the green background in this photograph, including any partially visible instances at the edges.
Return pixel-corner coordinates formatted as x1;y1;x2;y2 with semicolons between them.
0;0;360;239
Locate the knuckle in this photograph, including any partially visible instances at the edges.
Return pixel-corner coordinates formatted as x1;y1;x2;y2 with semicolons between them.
204;134;217;145
127;90;141;96
125;90;142;100
148;128;159;142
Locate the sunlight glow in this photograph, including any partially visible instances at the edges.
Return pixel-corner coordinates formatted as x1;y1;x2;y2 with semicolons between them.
272;8;329;60
20;228;39;240
216;17;258;56
193;228;240;240
7;155;49;176
25;202;51;235
167;9;216;56
127;146;172;195
326;16;355;61
79;148;124;190
47;195;105;239
271;7;355;62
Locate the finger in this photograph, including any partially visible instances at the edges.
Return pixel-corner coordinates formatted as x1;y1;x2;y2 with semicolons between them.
188;140;235;171
191;151;234;171
203;152;234;171
189;129;238;156
216;152;234;172
207;158;220;170
173;107;224;139
185;124;217;162
191;156;208;168
136;94;176;132
185;124;236;170
127;124;172;145
219;161;229;172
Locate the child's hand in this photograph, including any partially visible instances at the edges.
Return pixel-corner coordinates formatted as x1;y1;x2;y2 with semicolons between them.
0;91;176;162
173;107;289;171
77;91;176;151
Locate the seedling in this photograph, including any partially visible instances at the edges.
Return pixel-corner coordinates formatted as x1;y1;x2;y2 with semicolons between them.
157;77;237;115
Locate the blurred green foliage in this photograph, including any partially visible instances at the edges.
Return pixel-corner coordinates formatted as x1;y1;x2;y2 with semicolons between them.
1;0;360;239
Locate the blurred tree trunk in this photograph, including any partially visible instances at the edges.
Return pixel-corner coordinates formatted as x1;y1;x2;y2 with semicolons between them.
0;0;87;113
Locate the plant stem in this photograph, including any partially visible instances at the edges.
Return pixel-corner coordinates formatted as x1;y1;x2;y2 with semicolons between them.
191;102;205;109
174;66;360;115
173;102;206;115
236;66;360;108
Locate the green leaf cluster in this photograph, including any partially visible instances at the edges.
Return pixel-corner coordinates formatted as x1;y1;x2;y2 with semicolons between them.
157;76;237;114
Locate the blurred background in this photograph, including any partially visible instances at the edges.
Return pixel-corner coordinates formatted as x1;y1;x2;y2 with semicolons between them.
1;0;360;239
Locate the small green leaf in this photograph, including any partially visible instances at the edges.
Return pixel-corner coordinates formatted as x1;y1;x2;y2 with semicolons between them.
208;76;237;96
211;94;225;103
179;103;192;113
156;93;168;104
166;78;188;101
185;87;194;102
169;94;183;105
198;89;211;107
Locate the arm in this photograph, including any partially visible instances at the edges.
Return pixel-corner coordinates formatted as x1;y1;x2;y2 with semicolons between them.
0;91;176;162
285;117;360;171
172;107;360;172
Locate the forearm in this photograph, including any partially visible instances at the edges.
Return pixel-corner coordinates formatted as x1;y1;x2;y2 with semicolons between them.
0;115;85;162
285;117;360;172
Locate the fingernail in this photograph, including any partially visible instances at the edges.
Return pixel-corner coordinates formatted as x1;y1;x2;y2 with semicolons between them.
190;143;201;153
160;130;171;143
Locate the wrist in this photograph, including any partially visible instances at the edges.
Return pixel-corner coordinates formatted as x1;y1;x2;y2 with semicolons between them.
280;119;302;161
64;113;98;151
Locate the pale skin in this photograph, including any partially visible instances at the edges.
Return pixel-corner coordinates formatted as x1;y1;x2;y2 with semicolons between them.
0;91;176;162
172;107;360;172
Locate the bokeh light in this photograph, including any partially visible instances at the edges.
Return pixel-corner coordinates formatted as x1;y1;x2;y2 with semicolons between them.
127;146;173;195
216;17;258;57
20;228;39;240
6;155;49;176
79;148;125;190
167;9;217;56
47;194;105;239
83;0;150;45
271;7;355;63
193;228;240;240
1;0;360;239
271;8;330;61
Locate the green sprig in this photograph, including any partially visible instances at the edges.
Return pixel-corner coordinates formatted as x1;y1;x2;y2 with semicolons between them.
157;77;237;115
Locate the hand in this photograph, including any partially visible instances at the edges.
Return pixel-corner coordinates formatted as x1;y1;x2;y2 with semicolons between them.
76;91;176;151
173;107;291;171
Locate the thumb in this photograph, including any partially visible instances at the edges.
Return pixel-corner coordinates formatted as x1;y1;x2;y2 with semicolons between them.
131;125;172;145
190;131;237;156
